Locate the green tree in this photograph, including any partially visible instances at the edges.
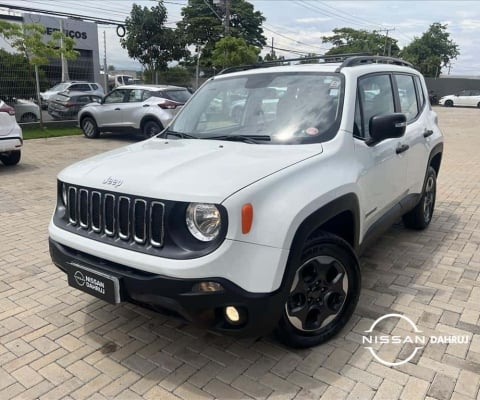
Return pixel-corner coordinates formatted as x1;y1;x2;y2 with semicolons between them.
299;53;320;64
0;49;39;99
178;0;266;66
400;23;459;77
121;2;188;72
0;20;78;64
144;66;192;87
0;21;77;102
322;27;400;56
211;37;260;69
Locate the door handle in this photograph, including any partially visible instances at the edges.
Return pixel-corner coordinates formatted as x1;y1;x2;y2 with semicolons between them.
114;108;121;111
396;144;410;154
143;104;149;107
423;129;434;138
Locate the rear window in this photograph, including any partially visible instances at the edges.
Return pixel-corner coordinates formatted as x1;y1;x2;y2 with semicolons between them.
158;90;191;103
53;93;71;102
70;84;91;91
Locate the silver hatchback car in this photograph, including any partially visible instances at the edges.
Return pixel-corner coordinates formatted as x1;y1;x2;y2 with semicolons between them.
78;85;192;139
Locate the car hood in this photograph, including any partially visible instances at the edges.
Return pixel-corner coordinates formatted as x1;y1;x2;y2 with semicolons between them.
58;138;323;203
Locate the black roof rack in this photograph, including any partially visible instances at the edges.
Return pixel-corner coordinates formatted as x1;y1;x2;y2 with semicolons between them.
334;55;413;72
218;52;372;75
217;53;414;76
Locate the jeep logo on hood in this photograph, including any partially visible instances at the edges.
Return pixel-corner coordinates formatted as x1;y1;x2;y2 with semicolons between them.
102;176;123;188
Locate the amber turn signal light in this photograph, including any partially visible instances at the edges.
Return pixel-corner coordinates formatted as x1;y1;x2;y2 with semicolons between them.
241;203;253;234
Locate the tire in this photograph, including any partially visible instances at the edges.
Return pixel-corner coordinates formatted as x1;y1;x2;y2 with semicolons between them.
0;150;21;166
402;166;436;230
477;102;480;108
20;113;38;123
275;232;361;348
143;120;162;138
81;116;99;138
444;100;453;107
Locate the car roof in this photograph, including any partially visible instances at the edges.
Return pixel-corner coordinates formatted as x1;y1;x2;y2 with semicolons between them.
55;91;102;97
115;84;187;91
213;59;419;80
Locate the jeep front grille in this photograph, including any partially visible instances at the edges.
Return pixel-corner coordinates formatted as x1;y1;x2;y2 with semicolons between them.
65;185;165;248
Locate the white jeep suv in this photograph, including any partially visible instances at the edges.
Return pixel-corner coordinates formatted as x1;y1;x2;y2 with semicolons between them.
49;55;443;348
78;84;192;139
0;100;23;166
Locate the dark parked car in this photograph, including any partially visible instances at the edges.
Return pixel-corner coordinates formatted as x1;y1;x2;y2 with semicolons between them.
48;92;103;120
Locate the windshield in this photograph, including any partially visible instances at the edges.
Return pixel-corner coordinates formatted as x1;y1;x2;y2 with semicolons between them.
50;83;70;92
170;72;343;144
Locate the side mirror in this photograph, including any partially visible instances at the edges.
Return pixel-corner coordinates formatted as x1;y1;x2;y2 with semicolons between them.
368;113;406;146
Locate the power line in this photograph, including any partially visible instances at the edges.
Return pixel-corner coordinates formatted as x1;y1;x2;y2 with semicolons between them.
0;2;125;24
262;24;324;51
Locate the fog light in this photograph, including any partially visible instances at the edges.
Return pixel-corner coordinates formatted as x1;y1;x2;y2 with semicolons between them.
192;281;224;292
225;306;240;323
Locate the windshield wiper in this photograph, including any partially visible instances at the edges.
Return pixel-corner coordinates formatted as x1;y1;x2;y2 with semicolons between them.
204;134;271;144
160;130;198;139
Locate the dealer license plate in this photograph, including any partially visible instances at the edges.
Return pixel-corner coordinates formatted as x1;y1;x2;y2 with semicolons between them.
66;262;122;304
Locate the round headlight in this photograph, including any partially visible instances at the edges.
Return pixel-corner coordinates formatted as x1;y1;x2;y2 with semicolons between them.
61;183;67;206
186;203;221;242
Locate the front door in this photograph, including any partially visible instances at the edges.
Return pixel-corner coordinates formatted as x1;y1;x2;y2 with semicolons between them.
96;89;128;128
353;73;408;236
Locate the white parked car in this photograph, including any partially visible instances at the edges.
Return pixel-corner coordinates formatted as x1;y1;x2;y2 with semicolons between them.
438;89;480;107
77;85;192;139
49;55;443;348
12;99;40;123
41;81;104;108
0;100;23;166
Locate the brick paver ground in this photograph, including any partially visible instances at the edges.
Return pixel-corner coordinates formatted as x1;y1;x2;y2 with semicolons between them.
1;107;480;400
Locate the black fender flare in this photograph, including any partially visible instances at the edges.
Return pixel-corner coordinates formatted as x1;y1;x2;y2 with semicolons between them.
79;113;96;126
428;142;443;176
140;115;163;131
277;193;360;298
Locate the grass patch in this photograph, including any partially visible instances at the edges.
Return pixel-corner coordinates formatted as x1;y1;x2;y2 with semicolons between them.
22;125;82;140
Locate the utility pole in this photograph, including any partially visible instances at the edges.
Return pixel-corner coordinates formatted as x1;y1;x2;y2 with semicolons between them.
384;27;395;56
377;27;395;56
103;31;108;92
60;19;69;81
224;0;230;35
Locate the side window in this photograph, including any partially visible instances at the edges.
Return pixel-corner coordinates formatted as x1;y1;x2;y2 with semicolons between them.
103;89;127;104
395;74;418;121
77;96;90;104
127;89;143;102
70;84;91;91
142;91;152;101
414;76;425;109
353;94;363;138
357;74;395;138
90;84;98;90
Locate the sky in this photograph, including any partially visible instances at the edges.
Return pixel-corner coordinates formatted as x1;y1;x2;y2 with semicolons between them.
0;0;479;76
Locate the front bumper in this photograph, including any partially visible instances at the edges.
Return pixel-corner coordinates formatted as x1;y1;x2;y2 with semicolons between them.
49;238;286;337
